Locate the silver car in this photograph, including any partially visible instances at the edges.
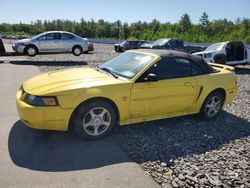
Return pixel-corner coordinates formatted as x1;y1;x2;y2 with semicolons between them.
12;31;89;56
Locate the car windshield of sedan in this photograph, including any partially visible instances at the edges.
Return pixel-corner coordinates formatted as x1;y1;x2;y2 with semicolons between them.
153;39;170;46
99;52;155;79
31;32;47;40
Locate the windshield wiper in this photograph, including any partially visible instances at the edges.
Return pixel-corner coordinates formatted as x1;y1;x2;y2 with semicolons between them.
98;67;118;78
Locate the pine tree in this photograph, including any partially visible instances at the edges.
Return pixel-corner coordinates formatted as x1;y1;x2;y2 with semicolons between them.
179;13;192;31
199;12;209;26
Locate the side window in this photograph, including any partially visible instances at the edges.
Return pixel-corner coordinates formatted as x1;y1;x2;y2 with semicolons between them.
61;33;74;40
39;33;59;40
177;40;183;48
168;40;175;48
146;57;192;80
130;41;136;47
191;61;203;75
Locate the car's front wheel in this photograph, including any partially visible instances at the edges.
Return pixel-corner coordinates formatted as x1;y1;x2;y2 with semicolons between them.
72;46;82;56
73;100;117;139
25;46;37;56
200;91;224;120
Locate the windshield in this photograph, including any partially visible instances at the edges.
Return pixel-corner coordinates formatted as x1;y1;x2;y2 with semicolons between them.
205;42;225;51
99;52;155;79
31;32;48;40
153;39;170;46
120;41;126;45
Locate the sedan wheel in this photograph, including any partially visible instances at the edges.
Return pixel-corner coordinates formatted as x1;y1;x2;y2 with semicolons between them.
25;46;37;56
73;100;117;139
72;46;82;56
200;91;224;119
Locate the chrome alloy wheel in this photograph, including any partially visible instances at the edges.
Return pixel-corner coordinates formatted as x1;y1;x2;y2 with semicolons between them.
205;96;221;117
83;107;111;136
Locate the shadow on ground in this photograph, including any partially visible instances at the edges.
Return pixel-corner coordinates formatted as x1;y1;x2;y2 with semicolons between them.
8;121;128;172
8;111;250;172
9;60;88;66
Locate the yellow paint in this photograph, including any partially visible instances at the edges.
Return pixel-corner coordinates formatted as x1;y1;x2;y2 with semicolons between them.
16;51;237;131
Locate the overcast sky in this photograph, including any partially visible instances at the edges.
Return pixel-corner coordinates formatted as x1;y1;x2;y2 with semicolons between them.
0;0;249;24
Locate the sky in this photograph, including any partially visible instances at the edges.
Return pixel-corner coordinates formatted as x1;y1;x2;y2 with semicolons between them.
0;0;249;24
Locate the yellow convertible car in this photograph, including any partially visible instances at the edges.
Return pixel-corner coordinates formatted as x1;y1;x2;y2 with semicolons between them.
16;49;237;139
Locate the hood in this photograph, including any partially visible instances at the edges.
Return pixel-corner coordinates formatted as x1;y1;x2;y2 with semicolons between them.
22;67;127;96
140;43;153;48
193;50;217;55
15;38;32;44
203;50;217;54
193;51;204;55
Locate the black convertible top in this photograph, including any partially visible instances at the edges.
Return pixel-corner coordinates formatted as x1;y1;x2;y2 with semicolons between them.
135;49;215;74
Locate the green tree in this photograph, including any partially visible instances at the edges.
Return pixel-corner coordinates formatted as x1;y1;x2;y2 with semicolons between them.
179;13;192;31
199;12;209;26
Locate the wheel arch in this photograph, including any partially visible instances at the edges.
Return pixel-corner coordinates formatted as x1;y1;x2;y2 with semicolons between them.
68;97;120;130
201;88;226;109
72;44;83;51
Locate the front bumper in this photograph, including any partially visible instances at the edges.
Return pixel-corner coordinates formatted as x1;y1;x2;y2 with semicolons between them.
12;44;25;53
16;89;73;131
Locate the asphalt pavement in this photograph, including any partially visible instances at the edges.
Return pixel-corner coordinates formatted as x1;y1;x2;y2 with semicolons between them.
0;59;159;188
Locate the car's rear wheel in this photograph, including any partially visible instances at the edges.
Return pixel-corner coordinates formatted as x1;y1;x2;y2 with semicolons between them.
25;46;37;56
200;91;224;120
72;46;82;56
73;100;117;140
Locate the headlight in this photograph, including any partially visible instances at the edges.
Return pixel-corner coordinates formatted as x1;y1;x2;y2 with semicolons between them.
16;42;27;46
204;53;212;58
25;94;59;106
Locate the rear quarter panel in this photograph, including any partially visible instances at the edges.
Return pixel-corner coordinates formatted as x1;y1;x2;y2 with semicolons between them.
192;69;237;112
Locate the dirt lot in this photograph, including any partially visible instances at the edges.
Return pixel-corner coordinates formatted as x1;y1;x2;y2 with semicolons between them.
3;43;250;187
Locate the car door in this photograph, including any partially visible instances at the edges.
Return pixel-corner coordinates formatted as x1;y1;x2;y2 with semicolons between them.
58;33;75;52
37;33;61;52
129;57;197;122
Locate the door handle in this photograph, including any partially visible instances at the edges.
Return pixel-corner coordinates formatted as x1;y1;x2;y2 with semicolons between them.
184;82;191;86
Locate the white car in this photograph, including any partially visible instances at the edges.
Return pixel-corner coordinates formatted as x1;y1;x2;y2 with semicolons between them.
193;41;250;66
12;31;89;56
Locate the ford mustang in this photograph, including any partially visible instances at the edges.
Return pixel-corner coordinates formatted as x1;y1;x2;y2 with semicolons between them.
16;49;238;139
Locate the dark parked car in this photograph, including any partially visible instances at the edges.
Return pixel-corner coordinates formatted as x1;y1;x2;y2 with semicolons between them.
141;38;207;54
141;38;185;51
114;40;146;52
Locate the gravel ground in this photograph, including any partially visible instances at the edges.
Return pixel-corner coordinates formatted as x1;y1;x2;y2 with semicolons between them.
11;44;250;187
25;43;119;72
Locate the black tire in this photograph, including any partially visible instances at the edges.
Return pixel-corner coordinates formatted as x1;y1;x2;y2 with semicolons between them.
72;46;82;56
114;46;119;52
25;45;37;56
73;100;117;140
200;91;224;120
214;56;226;64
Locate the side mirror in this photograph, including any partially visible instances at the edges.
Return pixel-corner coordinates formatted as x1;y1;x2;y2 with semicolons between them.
144;73;158;82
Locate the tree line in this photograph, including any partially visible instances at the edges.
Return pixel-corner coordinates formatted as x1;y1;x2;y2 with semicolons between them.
0;12;249;43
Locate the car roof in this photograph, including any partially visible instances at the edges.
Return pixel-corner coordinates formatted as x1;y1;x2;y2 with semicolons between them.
132;49;215;74
42;31;76;35
126;40;145;42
